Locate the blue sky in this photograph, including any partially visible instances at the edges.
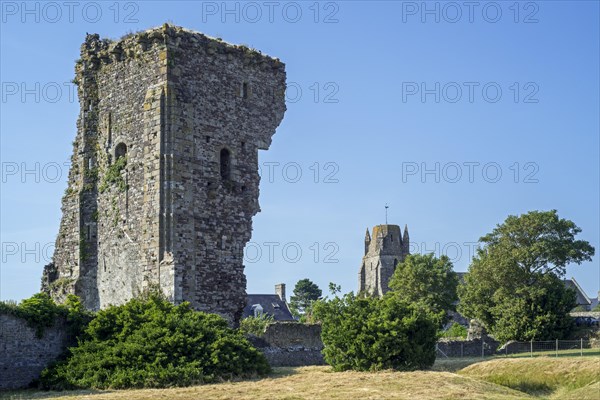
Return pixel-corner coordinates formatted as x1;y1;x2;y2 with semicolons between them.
1;1;599;301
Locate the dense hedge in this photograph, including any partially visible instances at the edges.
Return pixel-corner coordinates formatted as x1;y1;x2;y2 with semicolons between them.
312;293;437;371
40;295;270;389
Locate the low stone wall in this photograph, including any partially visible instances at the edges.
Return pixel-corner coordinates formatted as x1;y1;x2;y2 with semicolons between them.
249;322;325;367
436;338;499;358
0;314;70;389
571;311;600;318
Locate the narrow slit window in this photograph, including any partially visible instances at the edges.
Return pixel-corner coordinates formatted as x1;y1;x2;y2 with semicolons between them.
241;82;249;99
220;148;231;181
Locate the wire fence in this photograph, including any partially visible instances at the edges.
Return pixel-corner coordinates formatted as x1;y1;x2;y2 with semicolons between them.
436;339;599;359
502;339;597;357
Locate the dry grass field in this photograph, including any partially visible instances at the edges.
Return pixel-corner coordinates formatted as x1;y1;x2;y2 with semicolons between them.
1;357;598;400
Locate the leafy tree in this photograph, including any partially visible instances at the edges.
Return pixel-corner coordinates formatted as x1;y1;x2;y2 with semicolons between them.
289;278;322;318
328;282;341;296
311;293;437;371
474;210;593;277
40;294;270;389
458;210;594;342
388;253;458;327
486;273;577;341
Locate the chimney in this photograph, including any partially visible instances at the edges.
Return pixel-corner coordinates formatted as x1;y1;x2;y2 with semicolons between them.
275;283;286;302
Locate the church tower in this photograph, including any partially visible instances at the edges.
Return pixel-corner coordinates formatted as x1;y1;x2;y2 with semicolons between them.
358;224;410;296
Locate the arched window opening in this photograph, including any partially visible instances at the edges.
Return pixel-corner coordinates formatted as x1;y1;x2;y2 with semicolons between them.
115;142;127;161
394;258;398;271
220;148;231;181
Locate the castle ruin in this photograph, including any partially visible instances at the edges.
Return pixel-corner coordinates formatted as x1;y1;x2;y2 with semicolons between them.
42;25;286;323
358;224;410;296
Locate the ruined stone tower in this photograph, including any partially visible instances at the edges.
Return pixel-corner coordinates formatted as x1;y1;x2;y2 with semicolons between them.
42;25;286;323
358;224;409;296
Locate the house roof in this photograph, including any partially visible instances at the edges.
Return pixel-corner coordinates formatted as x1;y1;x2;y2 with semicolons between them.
242;294;295;321
563;277;592;306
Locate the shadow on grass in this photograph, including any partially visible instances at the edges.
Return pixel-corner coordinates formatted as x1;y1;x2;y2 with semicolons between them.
0;389;109;400
487;378;553;396
270;367;302;378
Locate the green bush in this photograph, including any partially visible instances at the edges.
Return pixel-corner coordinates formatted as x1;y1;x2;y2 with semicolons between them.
0;293;91;339
311;293;437;372
440;323;468;339
99;156;127;193
239;314;274;336
40;295;270;390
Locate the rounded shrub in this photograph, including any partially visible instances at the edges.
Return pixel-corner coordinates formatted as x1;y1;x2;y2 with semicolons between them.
40;295;270;389
312;293;437;371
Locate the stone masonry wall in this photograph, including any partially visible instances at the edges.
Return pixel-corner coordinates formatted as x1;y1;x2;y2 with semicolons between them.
249;322;325;367
43;25;286;324
166;29;286;322
44;29;171;310
0;315;69;390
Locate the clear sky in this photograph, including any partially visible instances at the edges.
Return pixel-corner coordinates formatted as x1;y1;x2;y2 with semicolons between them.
1;1;599;302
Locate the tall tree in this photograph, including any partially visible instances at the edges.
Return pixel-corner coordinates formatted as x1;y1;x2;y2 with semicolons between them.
388;253;458;327
289;279;322;318
458;210;594;342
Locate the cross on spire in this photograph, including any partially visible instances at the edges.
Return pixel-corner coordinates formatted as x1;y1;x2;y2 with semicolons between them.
385;204;389;225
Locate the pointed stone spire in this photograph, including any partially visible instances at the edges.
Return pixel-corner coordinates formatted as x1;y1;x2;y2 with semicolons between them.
364;228;371;255
403;224;410;255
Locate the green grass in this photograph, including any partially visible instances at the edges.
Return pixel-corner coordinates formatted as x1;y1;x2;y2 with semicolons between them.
432;347;600;373
459;357;600;397
500;347;600;358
